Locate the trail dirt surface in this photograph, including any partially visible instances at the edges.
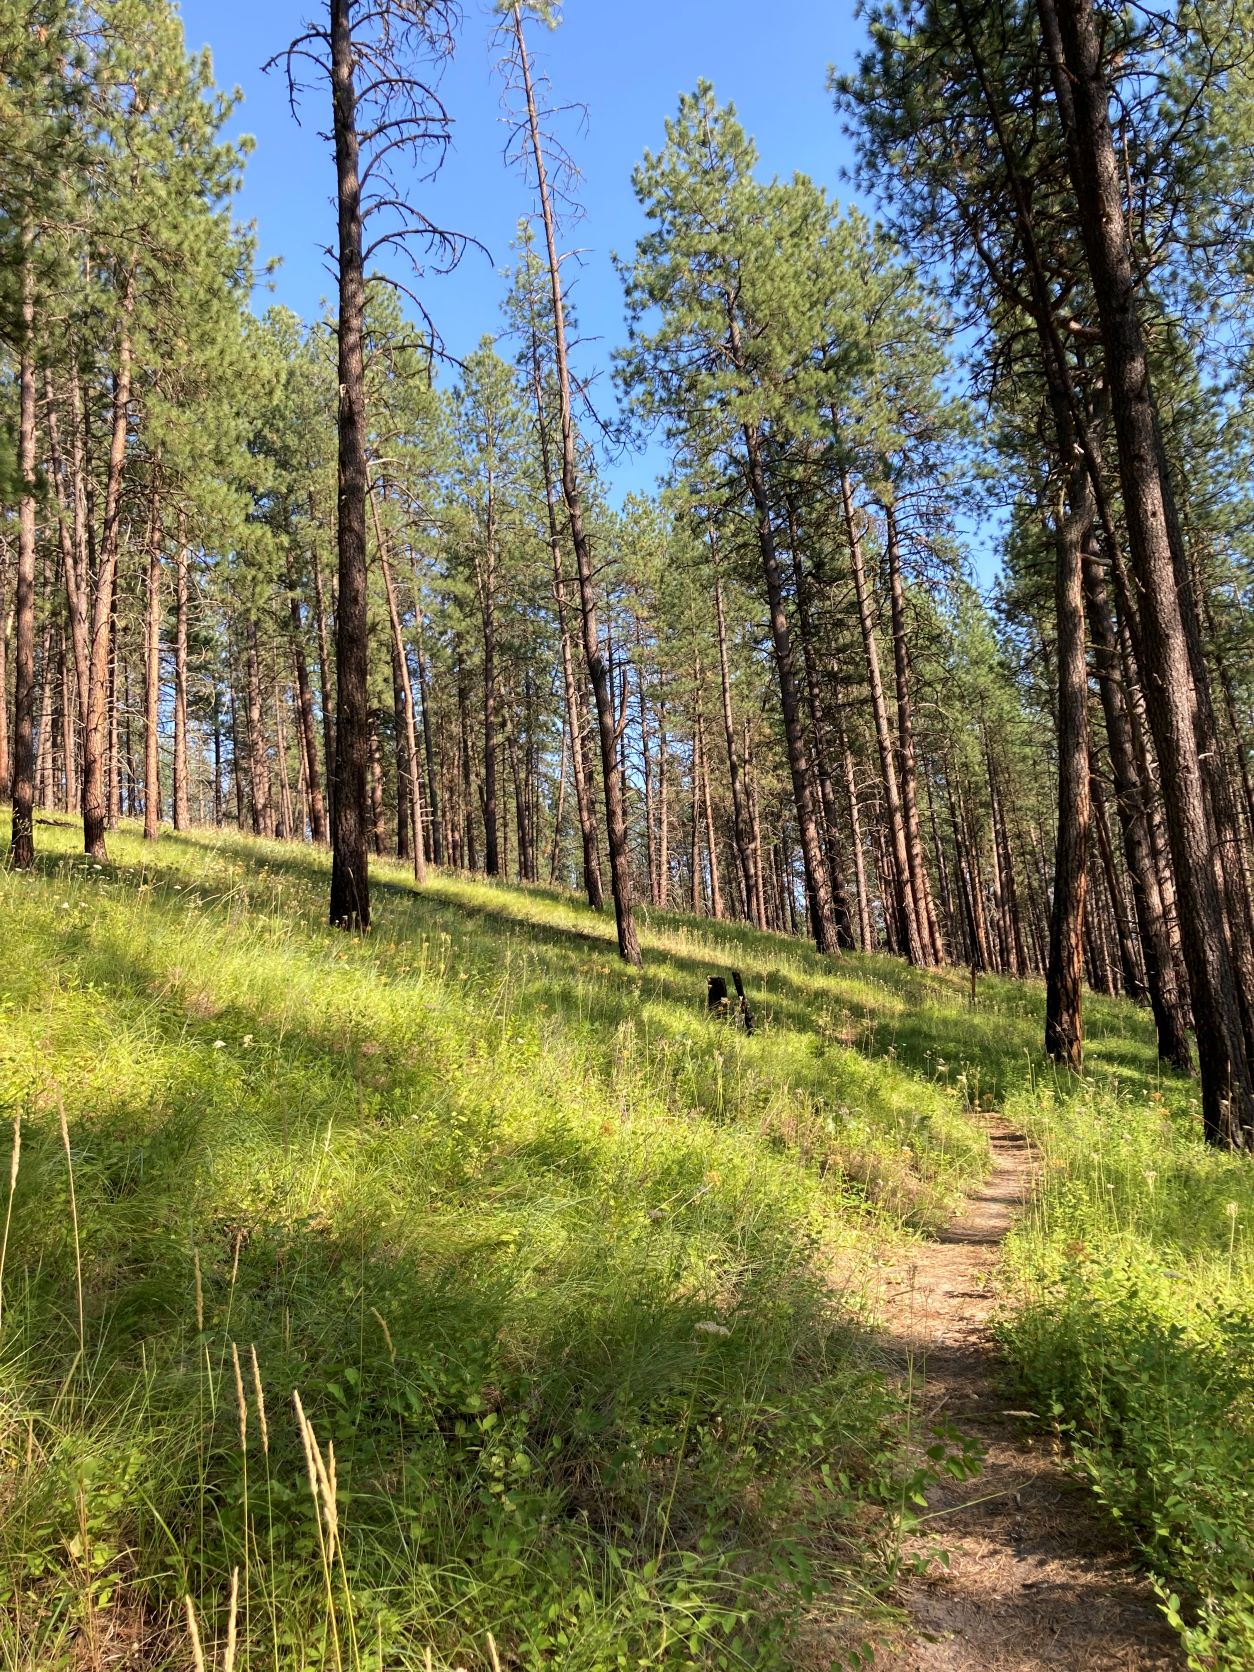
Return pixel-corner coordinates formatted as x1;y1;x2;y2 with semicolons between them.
873;1118;1182;1671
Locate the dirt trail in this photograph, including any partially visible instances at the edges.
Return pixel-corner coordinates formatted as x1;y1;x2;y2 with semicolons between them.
872;1118;1181;1671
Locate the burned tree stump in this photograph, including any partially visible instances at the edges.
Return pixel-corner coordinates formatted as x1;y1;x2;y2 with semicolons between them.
708;971;754;1034
732;970;755;1035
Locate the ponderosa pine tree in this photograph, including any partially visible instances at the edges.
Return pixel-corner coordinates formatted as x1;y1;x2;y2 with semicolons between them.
500;1;640;964
270;0;461;930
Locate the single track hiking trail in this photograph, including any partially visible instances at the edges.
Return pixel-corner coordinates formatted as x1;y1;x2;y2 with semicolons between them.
873;1117;1181;1671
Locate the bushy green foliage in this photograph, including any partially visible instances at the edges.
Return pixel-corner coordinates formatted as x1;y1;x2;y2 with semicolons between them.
0;818;989;1670
999;1080;1254;1670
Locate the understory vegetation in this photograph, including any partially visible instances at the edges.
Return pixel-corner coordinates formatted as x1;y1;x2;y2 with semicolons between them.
1000;1085;1254;1670
3;821;1251;1669
0;817;992;1671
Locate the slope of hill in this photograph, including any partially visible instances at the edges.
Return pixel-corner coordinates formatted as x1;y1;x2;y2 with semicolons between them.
1;820;1248;1670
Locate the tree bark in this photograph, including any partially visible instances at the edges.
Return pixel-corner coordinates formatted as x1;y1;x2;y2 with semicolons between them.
1084;546;1191;1066
245;622;274;838
786;504;856;947
709;529;762;927
286;554;327;844
9;248;37;868
885;502;944;963
513;3;638;961
82;277;134;860
1041;0;1253;1142
173;520;191;830
328;0;371;929
841;472;923;962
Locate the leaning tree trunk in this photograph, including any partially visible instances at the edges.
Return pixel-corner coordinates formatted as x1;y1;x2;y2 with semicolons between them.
513;3;637;962
1041;0;1253;1144
526;303;602;910
327;0;371;929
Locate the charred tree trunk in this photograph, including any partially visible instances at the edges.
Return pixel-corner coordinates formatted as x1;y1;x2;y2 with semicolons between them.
327;0;371;929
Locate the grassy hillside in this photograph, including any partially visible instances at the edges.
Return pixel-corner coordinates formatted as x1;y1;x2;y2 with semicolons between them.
0;818;1248;1669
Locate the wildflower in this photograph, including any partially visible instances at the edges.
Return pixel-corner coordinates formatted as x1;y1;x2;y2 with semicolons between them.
694;1321;730;1338
241;1034;254;1048
212;1040;227;1050
1225;1201;1240;1218
60;902;70;911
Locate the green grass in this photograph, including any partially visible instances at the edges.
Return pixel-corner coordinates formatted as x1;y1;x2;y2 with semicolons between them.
0;816;994;1672
2;816;1248;1671
998;1074;1254;1670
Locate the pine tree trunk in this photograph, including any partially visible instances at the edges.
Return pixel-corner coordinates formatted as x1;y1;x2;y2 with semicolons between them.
286;555;327;844
328;0;371;929
637;639;658;907
528;336;601;910
513;5;638;961
841;472;923;962
698;701;724;920
1041;0;1253;1142
840;715;873;951
657;684;670;910
274;672;295;839
1092;774;1143;999
83;280;133;860
414;608;440;865
143;486;162;841
367;711;386;855
1084;546;1191;1066
885;505;945;963
786;506;856;947
736;420;836;951
1043;478;1090;1066
174;521;191;830
311;536;335;838
372;491;425;882
710;532;762;927
0;547;11;805
9;249;37;869
245;624;274;838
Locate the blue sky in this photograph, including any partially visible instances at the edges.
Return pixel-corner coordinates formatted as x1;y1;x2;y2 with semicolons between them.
177;0;870;500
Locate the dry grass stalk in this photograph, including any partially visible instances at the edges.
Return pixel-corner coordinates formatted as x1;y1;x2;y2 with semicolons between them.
249;1343;269;1454
224;1565;240;1672
230;1341;248;1450
184;1594;207;1672
58;1098;84;1363
0;1113;20;1331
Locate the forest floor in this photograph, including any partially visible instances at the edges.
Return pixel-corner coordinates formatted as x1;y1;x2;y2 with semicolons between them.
871;1118;1182;1672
